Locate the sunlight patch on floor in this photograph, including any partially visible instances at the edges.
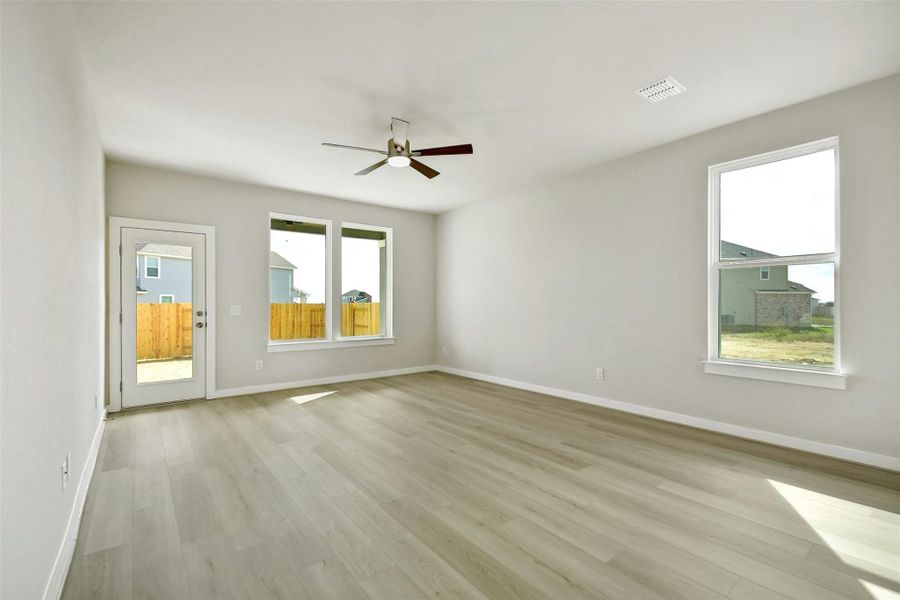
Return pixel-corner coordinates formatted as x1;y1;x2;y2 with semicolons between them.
769;479;900;597
291;390;336;405
861;580;900;600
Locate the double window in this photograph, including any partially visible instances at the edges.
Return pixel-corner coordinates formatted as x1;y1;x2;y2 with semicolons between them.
268;213;392;347
707;137;842;387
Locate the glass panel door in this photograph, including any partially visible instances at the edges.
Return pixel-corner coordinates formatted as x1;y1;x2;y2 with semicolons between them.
121;228;206;408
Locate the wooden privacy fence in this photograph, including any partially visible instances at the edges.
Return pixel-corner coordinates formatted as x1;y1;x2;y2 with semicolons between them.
270;303;381;339
137;303;193;360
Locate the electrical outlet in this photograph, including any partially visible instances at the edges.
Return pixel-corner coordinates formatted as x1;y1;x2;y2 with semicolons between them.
256;360;263;370
595;368;604;381
230;305;242;316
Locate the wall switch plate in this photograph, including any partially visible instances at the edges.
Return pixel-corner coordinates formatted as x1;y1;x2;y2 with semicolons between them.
256;360;263;370
595;368;604;380
230;306;242;316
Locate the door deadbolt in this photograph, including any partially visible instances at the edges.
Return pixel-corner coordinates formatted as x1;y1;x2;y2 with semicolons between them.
196;322;204;328
196;310;204;317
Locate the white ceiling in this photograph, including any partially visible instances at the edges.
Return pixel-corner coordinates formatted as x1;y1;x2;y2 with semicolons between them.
73;2;899;213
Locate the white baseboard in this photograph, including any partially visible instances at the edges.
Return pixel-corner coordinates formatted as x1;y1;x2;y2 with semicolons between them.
43;411;107;600
214;365;438;398
434;366;900;472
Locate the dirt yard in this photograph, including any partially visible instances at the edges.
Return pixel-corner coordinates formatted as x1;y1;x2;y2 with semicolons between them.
720;334;833;366
137;357;193;383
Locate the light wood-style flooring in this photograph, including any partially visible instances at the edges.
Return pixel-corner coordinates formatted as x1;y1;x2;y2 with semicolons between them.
63;371;900;599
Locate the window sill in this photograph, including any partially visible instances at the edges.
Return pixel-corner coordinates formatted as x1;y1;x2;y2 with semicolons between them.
267;337;395;353
703;360;846;389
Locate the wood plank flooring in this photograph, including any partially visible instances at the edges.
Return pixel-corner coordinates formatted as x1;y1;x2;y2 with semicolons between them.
63;371;900;600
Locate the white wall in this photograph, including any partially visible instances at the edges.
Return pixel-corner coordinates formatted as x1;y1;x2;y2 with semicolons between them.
436;76;900;462
106;162;436;393
0;3;106;598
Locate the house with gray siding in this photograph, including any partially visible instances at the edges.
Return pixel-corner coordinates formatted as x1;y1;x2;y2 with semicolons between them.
137;245;303;304
719;241;815;327
269;252;310;303
136;243;193;304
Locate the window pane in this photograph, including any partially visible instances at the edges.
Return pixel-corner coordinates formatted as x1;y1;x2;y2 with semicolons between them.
270;218;326;340
145;256;160;277
341;227;386;337
720;148;835;259
136;244;193;383
719;263;835;367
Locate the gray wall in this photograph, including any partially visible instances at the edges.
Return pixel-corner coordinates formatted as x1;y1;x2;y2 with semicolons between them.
106;162;436;391
136;255;193;303
436;75;900;460
0;3;106;598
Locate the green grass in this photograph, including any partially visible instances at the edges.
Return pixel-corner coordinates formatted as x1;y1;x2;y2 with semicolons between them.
721;325;833;343
812;314;834;327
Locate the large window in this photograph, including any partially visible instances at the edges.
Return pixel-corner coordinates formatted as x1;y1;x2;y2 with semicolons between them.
341;224;391;338
708;138;841;383
267;214;393;348
269;215;329;341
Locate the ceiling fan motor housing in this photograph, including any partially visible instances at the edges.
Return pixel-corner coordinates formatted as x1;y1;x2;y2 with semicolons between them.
388;138;410;157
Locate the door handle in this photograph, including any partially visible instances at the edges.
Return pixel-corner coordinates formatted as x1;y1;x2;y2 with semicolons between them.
196;322;204;328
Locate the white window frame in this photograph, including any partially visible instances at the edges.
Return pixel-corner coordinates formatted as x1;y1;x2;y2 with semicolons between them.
705;137;845;389
144;255;161;278
337;221;393;342
266;213;396;352
159;294;175;303
759;266;769;281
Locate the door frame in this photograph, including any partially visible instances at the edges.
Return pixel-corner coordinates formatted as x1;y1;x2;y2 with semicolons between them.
108;216;216;412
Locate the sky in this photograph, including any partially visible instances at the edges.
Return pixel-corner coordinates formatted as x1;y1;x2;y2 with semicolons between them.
720;148;836;302
270;231;380;303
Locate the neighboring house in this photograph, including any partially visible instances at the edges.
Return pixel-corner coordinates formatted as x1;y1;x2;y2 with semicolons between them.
136;243;192;304
720;241;816;327
136;246;305;304
270;251;307;303
342;289;372;303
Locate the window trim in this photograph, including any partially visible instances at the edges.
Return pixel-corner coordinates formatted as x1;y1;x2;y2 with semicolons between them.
268;212;333;345
144;255;161;279
159;294;174;303
338;221;393;341
706;136;844;387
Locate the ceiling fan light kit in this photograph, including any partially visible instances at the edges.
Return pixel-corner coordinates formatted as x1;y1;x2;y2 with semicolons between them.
322;117;473;179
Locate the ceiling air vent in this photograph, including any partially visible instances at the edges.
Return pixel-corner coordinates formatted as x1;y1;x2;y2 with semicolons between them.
636;76;686;103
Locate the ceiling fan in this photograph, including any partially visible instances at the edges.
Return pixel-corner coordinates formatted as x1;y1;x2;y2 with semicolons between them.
322;117;473;179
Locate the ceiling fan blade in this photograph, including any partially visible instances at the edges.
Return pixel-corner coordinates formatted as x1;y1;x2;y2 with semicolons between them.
323;143;387;155
412;143;473;157
409;158;440;179
354;159;388;176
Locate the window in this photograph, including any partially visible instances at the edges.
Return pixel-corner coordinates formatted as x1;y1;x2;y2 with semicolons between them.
341;224;391;338
159;294;174;303
269;215;330;341
144;256;160;278
707;137;842;387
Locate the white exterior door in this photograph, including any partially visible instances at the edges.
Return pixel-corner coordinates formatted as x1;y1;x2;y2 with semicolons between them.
120;227;206;408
